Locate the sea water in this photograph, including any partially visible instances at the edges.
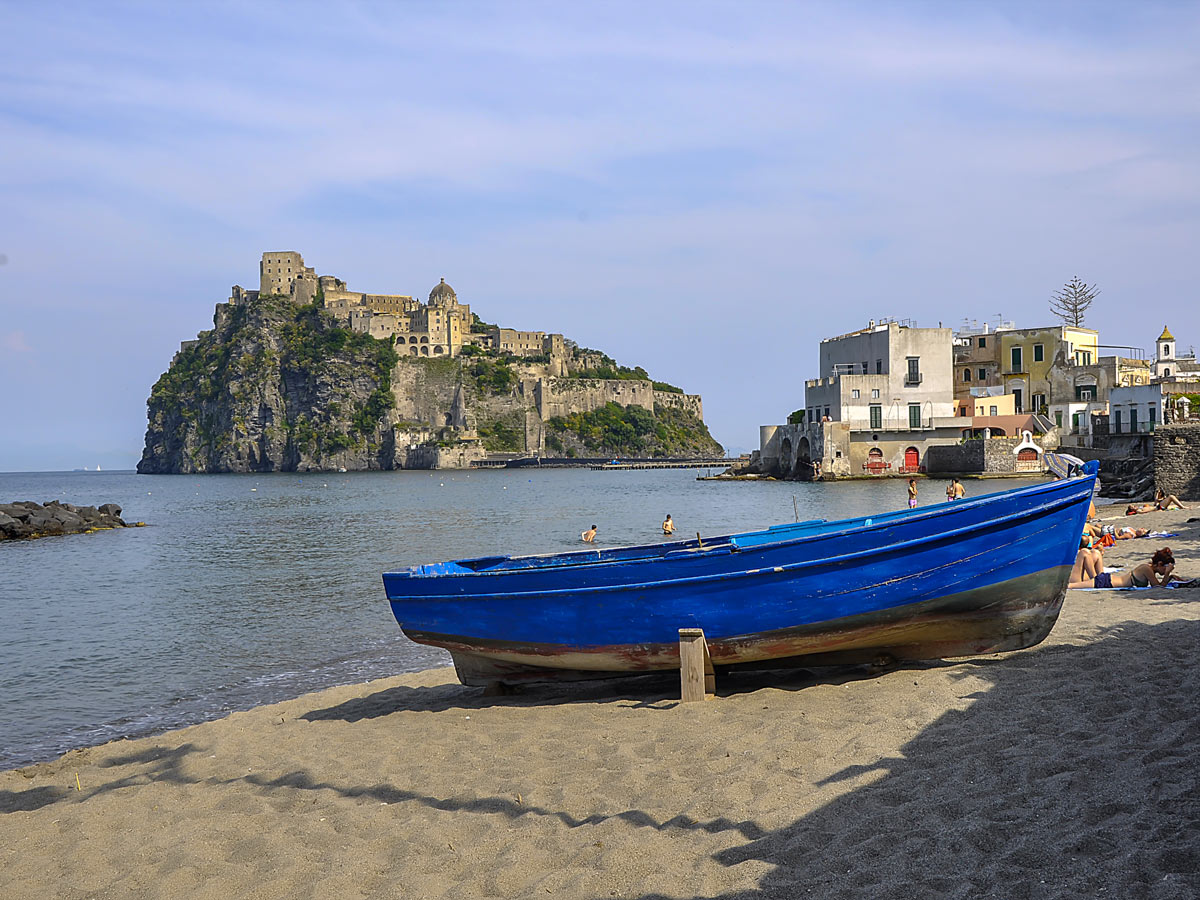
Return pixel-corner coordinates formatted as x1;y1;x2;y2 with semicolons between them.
0;467;1046;768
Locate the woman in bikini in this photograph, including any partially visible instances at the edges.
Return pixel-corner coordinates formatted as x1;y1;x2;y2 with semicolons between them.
1155;489;1189;511
1070;547;1175;590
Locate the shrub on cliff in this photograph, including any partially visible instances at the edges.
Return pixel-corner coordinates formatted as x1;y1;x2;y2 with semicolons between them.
546;402;721;457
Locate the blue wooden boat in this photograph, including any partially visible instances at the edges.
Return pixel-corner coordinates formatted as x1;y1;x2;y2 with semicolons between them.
383;464;1096;686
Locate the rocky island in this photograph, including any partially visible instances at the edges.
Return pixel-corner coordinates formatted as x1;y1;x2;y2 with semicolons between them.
138;252;721;473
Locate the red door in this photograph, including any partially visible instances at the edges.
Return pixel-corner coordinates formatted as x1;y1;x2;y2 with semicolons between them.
904;447;920;470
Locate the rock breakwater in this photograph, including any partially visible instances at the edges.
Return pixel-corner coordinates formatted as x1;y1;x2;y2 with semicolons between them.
0;501;135;540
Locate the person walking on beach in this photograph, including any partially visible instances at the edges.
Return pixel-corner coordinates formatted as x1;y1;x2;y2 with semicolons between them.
907;479;918;509
581;524;597;543
662;514;675;536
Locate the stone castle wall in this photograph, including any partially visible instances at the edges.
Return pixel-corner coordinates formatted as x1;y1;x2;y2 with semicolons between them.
536;378;656;420
653;391;703;420
1154;422;1200;499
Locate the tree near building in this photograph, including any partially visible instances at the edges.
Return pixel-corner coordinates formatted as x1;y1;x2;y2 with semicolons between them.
1050;276;1100;327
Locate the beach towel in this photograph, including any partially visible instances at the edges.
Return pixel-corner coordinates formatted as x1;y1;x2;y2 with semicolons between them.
1147;531;1178;538
1072;580;1195;592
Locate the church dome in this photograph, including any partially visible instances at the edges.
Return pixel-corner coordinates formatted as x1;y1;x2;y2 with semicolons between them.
1158;326;1175;342
429;278;456;304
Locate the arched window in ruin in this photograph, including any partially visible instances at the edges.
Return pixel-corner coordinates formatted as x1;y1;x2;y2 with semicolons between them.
409;336;418;344
420;336;429;344
434;345;444;355
421;345;430;356
410;346;419;356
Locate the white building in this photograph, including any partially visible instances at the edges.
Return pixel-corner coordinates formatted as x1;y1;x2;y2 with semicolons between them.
1109;384;1166;434
801;320;961;473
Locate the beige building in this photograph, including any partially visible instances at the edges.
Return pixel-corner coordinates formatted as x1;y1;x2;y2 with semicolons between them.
231;251;569;364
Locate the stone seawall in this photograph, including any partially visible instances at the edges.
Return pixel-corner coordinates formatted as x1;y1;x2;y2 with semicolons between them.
1154;423;1200;500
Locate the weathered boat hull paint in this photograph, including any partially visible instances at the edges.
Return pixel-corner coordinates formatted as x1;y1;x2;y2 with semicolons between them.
384;467;1095;686
409;567;1069;685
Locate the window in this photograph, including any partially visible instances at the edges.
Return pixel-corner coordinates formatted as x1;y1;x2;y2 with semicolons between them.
1164;368;1171;377
871;389;880;399
978;336;987;348
824;406;830;419
1130;409;1139;432
869;405;882;429
1032;393;1046;412
1150;405;1157;425
1013;388;1023;413
1055;411;1063;429
862;361;869;374
1164;345;1171;357
977;368;986;381
1010;346;1023;372
876;359;882;374
1113;410;1122;433
1033;343;1044;362
1076;386;1094;401
908;404;921;428
963;369;971;382
851;389;860;399
989;405;998;416
906;358;920;384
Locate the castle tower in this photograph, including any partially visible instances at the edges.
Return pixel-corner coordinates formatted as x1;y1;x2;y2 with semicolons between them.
260;251;313;298
1155;326;1176;380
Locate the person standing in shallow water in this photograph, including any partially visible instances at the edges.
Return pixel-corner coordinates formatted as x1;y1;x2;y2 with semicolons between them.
581;524;597;543
953;479;965;501
907;479;918;509
662;514;675;536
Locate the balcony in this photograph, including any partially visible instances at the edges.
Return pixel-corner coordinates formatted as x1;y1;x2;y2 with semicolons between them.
904;372;922;386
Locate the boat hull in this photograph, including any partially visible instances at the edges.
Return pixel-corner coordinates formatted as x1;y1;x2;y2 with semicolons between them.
407;566;1068;685
384;471;1095;686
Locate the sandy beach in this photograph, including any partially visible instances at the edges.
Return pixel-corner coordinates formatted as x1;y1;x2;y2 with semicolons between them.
3;508;1198;899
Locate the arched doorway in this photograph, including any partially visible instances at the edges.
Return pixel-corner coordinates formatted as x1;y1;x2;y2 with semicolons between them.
1016;448;1040;472
794;437;812;480
778;437;793;478
865;447;886;475
903;447;920;472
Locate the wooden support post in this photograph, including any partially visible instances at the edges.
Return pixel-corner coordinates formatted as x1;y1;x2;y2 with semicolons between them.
679;627;715;702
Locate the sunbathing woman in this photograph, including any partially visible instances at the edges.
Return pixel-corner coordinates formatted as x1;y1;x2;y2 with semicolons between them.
1155;489;1189;511
1070;537;1104;584
1069;547;1175;590
1116;526;1149;540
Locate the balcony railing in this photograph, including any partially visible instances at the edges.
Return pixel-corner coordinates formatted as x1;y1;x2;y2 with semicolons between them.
904;372;922;385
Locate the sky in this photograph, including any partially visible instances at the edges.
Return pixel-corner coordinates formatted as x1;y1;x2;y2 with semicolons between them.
2;1;1199;470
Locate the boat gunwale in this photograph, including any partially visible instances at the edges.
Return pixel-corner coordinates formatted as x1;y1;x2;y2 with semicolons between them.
387;483;1089;601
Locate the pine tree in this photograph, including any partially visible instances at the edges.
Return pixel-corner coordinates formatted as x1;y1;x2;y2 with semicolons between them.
1050;276;1100;327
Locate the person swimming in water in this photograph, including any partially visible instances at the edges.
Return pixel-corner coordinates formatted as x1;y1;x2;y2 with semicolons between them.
581;524;597;543
662;514;675;535
1069;547;1176;590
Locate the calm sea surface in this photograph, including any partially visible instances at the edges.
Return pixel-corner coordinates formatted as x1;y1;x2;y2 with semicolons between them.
0;467;1049;769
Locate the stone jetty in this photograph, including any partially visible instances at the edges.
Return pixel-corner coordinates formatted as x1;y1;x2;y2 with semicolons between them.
0;501;134;540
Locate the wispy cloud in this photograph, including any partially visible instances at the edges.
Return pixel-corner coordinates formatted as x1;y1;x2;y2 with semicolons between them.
2;330;32;353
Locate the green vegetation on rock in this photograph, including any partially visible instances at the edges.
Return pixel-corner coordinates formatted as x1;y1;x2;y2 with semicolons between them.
140;294;399;473
546;402;721;457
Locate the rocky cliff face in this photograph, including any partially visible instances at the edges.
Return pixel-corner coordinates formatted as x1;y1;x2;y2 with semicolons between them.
139;294;721;473
138;296;400;473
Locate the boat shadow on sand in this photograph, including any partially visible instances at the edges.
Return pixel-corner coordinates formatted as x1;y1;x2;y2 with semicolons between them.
4;618;1198;899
